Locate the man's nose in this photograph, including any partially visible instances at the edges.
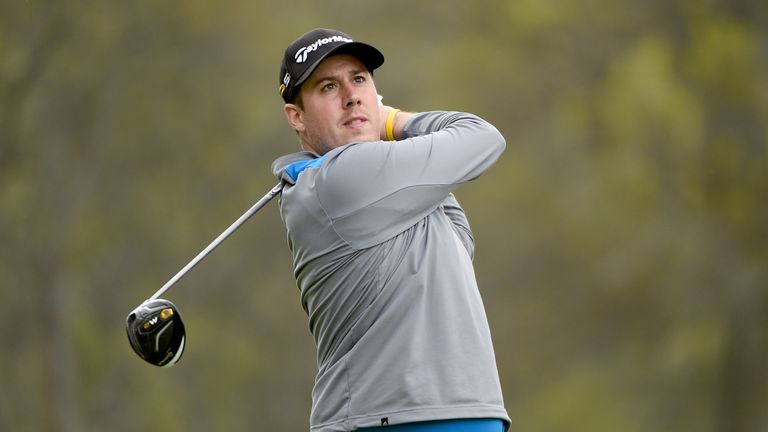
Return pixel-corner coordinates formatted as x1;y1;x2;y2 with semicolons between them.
343;85;361;107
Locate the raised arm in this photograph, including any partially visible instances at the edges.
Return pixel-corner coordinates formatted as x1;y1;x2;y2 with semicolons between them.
318;110;505;249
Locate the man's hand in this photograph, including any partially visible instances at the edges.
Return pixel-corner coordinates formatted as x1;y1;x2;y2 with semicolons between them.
378;104;414;141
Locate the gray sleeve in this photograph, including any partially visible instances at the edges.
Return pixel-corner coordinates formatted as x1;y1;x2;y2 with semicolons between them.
441;193;474;259
317;111;505;249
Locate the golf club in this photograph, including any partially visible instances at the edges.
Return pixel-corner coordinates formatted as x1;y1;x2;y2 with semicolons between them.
126;182;283;367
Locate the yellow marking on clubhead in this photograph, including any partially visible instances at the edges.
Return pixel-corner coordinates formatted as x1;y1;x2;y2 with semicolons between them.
160;308;174;321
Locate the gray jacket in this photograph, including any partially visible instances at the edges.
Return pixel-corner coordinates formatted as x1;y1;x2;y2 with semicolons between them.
271;111;510;431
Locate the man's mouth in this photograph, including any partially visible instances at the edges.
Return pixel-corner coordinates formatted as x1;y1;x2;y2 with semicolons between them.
343;116;368;127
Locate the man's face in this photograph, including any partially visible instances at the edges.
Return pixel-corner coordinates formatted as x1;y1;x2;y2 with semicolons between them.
284;54;380;155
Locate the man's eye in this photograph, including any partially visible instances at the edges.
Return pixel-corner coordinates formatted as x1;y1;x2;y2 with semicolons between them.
323;83;337;91
354;75;366;83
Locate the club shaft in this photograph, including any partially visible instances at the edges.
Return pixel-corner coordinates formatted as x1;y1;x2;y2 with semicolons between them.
149;182;283;300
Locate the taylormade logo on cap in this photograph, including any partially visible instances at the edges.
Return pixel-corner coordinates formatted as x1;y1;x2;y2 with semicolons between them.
294;35;354;63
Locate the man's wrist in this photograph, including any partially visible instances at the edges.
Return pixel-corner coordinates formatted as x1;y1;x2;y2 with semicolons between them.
385;109;401;140
379;106;415;141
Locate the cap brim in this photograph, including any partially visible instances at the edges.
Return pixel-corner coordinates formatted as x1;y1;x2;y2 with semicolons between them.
293;42;385;90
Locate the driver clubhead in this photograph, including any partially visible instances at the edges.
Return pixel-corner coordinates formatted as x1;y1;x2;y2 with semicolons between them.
126;298;185;367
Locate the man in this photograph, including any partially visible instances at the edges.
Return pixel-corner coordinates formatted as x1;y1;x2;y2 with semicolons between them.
272;28;510;432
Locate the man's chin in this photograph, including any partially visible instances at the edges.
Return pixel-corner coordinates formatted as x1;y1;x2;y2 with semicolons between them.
342;129;378;144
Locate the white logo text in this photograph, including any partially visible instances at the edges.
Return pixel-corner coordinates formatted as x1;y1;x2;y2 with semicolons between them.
294;36;353;64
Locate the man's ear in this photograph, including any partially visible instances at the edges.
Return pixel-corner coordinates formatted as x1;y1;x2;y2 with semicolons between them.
283;104;305;133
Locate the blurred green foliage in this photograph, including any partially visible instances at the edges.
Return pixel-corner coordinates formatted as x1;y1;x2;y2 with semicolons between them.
1;0;766;431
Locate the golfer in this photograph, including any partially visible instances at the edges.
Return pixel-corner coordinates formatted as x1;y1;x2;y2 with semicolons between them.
272;28;510;432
